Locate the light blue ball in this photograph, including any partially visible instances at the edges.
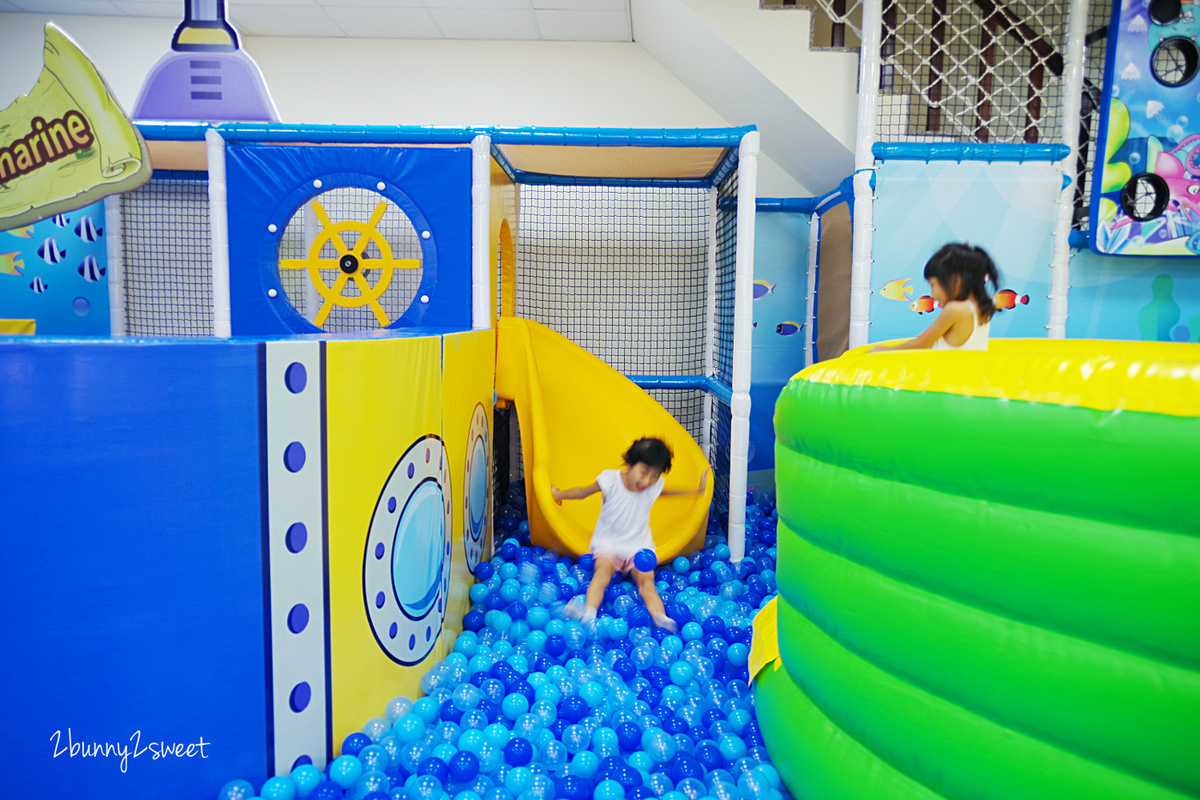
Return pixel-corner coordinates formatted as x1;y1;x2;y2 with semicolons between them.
594;779;626;800
413;697;441;724
673;557;691;574
217;779;255;800
327;755;364;789
289;765;322;798
567;750;599;780
717;733;748;762
502;693;530;721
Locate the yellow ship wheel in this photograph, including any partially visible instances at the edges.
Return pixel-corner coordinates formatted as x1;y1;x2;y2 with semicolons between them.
279;199;420;328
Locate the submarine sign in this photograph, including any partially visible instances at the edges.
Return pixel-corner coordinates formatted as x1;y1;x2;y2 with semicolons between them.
0;23;150;230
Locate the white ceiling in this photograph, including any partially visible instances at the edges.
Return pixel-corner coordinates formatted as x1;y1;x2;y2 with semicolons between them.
0;0;633;41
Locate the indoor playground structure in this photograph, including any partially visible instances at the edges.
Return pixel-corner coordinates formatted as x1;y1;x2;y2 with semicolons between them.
2;110;760;799
3;0;1200;799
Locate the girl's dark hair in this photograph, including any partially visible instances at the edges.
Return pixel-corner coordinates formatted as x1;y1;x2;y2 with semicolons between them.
923;243;1000;322
624;437;673;472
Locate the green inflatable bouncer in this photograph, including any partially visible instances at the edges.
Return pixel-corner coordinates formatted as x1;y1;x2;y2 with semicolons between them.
756;340;1200;800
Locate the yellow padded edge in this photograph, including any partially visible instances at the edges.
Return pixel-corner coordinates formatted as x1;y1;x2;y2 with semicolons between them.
798;340;1200;418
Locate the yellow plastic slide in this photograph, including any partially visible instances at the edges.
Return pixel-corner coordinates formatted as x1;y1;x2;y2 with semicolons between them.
495;317;711;563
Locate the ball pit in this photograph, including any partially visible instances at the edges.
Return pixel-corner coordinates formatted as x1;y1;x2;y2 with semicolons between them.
218;484;783;800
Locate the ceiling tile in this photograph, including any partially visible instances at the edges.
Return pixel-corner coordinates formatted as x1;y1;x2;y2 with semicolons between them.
422;0;532;9
8;0;123;13
323;5;442;38
532;0;624;10
0;0;25;10
229;3;343;37
316;0;424;6
428;7;538;39
535;8;628;40
110;2;179;17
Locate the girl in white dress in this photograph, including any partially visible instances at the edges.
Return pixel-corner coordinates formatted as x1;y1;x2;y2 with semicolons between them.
871;243;999;352
552;437;707;632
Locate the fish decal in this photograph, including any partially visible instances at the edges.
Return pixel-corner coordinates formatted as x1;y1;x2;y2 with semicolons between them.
881;278;913;301
37;237;67;264
74;215;103;243
7;226;34;238
753;280;777;299
776;321;802;336
30;276;48;293
52;213;71;227
0;252;25;276
994;289;1030;311
910;295;938;314
78;254;106;282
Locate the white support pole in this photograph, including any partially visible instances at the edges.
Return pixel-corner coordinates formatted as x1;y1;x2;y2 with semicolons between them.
848;0;883;350
728;131;759;563
1048;0;1089;339
206;128;232;338
702;186;718;458
303;203;320;323
471;135;491;331
103;195;127;336
804;211;820;368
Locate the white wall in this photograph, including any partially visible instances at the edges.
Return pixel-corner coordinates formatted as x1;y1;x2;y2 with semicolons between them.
0;12;807;194
680;0;859;150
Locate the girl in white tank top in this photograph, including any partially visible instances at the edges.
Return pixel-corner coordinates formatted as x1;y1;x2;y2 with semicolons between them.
869;243;999;353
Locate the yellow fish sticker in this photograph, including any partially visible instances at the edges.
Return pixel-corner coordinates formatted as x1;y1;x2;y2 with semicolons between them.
0;252;25;275
881;278;913;301
7;226;35;238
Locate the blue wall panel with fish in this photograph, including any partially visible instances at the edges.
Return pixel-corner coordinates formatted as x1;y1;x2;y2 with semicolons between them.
870;160;1059;344
749;209;811;474
0;200;110;335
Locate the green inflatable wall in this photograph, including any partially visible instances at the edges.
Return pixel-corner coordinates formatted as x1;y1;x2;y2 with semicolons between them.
759;340;1200;800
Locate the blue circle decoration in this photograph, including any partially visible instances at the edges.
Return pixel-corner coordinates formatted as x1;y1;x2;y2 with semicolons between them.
285;362;308;394
290;682;311;713
286;522;308;553
463;404;490;575
288;603;310;634
284;442;307;473
72;297;90;316
364;434;452;665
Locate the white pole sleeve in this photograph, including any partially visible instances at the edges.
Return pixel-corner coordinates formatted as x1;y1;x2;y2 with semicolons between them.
303;203;320;323
1048;0;1088;339
804;211;820;368
104;195;126;336
848;0;882;349
471;135;491;331
728;130;759;563
206;128;232;338
702;186;718;458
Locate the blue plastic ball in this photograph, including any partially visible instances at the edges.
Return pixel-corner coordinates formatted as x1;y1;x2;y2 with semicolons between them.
310;781;345;800
449;751;482;783
218;779;256;800
342;732;373;758
633;549;657;573
556;775;592;800
503;736;534;767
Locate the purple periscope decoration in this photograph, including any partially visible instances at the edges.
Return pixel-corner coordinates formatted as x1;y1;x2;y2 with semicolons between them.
133;0;279;123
